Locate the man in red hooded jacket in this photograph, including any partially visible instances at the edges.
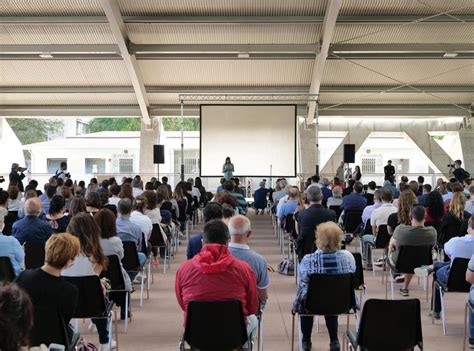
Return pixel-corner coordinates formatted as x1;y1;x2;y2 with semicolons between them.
175;219;259;343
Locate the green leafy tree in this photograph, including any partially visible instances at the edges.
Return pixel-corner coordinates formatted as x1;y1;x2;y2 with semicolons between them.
88;117;199;132
89;118;141;132
7;118;64;145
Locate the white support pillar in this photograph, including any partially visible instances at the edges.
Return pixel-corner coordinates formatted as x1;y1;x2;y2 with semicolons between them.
139;118;160;177
298;119;316;179
459;129;474;174
320;121;371;177
403;120;452;178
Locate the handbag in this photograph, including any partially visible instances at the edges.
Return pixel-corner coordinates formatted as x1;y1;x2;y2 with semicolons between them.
277;257;294;276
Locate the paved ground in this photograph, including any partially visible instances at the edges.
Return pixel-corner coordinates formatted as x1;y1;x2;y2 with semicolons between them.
78;212;469;350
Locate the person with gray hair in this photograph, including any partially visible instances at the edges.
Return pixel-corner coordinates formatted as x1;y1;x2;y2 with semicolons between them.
320;178;333;207
228;215;270;302
273;179;288;204
253;181;270;215
276;186;300;222
327;187;343;208
295;186;337;260
132;177;144;198
13;198;53;245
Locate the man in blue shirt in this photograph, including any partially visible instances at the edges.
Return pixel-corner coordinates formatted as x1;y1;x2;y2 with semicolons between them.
0;217;24;277
228;215;269;303
277;186;299;222
13;198;53;245
116;198;146;266
340;182;367;211
187;202;223;259
320;178;333;207
383;179;400;199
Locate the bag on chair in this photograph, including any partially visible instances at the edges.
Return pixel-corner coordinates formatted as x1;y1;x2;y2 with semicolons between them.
277;257;294;276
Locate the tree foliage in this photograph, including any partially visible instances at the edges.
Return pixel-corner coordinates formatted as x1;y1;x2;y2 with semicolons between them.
89;118;141;133
88;117;199;132
7;118;64;145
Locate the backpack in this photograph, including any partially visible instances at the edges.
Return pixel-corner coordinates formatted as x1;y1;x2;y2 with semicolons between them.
277;257;294;276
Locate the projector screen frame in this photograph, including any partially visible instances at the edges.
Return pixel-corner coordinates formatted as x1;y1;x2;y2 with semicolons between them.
199;103;298;178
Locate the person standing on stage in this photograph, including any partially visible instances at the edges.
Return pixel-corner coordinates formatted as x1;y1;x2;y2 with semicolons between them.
9;163;27;192
384;160;395;181
223;157;235;181
336;161;345;181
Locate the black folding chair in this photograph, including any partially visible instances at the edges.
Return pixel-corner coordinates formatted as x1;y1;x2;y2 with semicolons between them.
367;225;391;278
178;300;251;351
386;245;433;301
433;257;470;335
3;210;18;235
343;210;363;235
122;241;148;307
24;242;45;269
149;223;170;274
63;275;118;351
30;305;80;351
329;206;342;221
346;298;423;351
291;273;356;351
352;252;368;304
100;255;131;332
0;256;14;282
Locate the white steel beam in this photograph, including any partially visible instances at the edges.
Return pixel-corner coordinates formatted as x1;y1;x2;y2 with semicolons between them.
307;0;342;123
100;0;151;126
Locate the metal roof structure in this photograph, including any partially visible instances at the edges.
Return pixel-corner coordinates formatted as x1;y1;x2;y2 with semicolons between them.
0;0;473;123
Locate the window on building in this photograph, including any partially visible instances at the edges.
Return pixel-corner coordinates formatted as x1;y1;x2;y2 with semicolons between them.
361;158;376;174
47;158;67;174
119;158;134;173
76;120;90;135
174;150;200;175
85;158;106;174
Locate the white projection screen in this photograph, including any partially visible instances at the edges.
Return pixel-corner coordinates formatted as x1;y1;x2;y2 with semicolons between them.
200;104;296;177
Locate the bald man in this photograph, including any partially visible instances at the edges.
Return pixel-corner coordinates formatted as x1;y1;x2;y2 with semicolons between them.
228;215;269;302
13;198;53;245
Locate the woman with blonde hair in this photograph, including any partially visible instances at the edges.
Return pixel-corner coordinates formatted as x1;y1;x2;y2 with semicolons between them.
440;192;471;247
293;221;355;351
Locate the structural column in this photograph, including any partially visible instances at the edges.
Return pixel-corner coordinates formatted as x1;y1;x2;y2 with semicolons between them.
459;129;474;174
320;121;371;177
139;117;160;176
298;119;316;179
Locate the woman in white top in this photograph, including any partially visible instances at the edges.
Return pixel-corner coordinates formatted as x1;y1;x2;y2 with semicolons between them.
62;213;114;351
95;208;132;320
130;195;153;245
143;190;162;225
7;185;23;211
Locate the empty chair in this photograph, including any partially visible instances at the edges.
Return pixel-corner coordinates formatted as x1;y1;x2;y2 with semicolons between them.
367;225;391;277
352;252;368;303
433;257;471;335
346;299;423;351
343;210;363;235
0;257;14;282
148;223;170;273
3;210;19;235
179;300;249;351
24;242;46;269
122;241;149;307
329;206;342;221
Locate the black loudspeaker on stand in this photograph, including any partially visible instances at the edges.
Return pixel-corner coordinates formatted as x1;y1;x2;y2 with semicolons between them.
153;145;165;179
343;144;355;164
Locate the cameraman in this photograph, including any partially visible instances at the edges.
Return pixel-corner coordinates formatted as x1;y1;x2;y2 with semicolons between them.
9;163;26;192
449;159;470;183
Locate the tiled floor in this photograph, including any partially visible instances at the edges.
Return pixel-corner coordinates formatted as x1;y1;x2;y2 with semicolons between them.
78;212;469;350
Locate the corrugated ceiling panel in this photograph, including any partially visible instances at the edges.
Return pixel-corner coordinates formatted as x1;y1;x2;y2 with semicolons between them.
0;24;114;44
340;0;473;16
139;60;313;86
0;60;131;86
320;92;473;105
322;60;473;86
128;23;321;44
333;23;472;44
0;0;103;15
0;93;138;105
119;0;327;16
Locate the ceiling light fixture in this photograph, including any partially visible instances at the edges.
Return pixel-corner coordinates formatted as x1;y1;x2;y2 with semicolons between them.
39;53;54;58
237;52;250;58
443;52;458;58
